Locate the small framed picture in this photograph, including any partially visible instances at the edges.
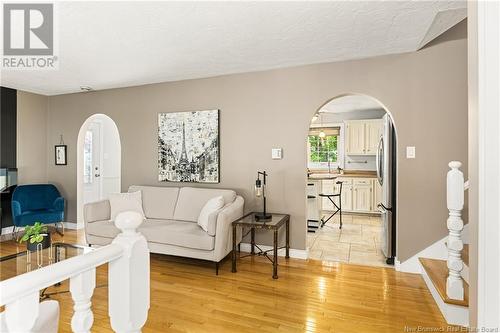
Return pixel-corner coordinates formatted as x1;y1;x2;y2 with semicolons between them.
55;145;67;165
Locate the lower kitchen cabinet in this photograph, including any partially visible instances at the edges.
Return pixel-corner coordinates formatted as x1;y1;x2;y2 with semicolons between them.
321;181;335;211
353;183;372;212
320;177;380;214
340;183;353;211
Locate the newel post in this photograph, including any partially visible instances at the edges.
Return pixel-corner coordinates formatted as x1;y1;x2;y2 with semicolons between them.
446;161;465;301
5;292;39;332
109;211;150;333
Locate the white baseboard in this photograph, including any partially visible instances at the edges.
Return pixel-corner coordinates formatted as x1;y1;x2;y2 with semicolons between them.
63;222;79;230
239;243;308;260
421;263;469;326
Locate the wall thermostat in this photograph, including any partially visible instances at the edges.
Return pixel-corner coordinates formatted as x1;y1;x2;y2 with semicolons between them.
272;148;283;160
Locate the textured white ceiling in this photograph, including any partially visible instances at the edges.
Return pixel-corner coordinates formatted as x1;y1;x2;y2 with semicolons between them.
0;1;466;96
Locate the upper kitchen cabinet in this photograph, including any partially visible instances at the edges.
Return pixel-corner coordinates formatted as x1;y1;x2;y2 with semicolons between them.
345;121;365;154
365;120;383;154
345;119;382;155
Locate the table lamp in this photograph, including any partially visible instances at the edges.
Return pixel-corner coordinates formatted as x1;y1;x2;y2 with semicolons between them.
255;171;272;221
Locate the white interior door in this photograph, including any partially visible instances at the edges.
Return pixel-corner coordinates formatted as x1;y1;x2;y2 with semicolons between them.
83;121;102;204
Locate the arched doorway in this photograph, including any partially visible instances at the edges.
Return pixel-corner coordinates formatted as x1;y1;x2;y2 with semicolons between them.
306;94;398;267
77;114;121;228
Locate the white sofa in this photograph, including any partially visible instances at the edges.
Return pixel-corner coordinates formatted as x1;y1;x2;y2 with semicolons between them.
84;185;244;273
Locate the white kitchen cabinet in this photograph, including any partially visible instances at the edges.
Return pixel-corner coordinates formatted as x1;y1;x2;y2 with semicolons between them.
321;180;335;211
345;121;365;154
307;181;322;221
353;179;372;212
319;177;380;214
340;183;353;211
365;120;383;154
345;119;383;155
320;179;344;211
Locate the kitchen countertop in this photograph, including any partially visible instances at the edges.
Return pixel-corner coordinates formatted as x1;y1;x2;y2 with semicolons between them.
308;171;376;180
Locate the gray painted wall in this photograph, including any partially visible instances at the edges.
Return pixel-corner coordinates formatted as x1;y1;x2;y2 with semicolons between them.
17;21;468;261
17;91;48;184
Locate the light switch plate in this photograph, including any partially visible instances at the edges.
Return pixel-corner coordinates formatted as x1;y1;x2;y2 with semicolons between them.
272;148;283;160
406;146;416;159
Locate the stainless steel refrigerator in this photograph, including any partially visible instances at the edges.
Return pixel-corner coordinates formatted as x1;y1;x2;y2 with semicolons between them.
376;114;396;265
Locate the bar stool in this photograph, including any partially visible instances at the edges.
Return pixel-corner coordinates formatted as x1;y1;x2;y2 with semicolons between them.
319;181;343;229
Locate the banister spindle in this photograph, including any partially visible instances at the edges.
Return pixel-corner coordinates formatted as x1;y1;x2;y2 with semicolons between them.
109;211;150;333
446;161;465;301
70;268;96;333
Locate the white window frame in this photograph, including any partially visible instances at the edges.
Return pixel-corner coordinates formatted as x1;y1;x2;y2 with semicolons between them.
308;122;345;170
83;130;93;184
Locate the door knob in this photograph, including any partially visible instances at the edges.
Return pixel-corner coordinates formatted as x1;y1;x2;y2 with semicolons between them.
95;174;100;178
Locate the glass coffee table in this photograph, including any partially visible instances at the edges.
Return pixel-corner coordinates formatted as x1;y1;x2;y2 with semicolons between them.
0;242;95;299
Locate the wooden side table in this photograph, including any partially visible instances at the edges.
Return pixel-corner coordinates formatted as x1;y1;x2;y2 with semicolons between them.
231;212;290;279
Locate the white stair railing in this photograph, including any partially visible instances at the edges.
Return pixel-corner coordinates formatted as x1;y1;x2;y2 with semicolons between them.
0;211;150;332
446;161;465;301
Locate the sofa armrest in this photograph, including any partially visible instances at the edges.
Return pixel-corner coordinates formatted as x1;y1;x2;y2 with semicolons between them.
213;196;244;262
53;197;65;212
11;200;21;218
84;200;111;224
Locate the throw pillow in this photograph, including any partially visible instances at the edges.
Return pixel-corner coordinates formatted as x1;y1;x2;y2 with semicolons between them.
197;196;225;234
109;191;145;221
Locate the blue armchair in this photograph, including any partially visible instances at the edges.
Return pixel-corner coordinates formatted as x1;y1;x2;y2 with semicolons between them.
12;184;65;234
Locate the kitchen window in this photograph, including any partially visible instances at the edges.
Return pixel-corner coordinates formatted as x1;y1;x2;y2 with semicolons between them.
308;126;343;170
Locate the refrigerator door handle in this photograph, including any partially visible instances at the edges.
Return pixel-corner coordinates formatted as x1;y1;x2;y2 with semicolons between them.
376;137;383;186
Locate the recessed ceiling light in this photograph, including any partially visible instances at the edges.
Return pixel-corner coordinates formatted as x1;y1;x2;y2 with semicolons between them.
80;86;93;92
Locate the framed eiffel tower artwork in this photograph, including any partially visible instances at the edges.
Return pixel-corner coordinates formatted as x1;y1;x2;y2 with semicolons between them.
158;110;220;183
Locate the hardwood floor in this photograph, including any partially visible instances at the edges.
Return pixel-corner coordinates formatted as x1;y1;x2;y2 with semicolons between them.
0;230;453;332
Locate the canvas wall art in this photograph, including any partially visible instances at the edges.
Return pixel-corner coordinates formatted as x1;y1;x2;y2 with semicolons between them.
158;110;219;183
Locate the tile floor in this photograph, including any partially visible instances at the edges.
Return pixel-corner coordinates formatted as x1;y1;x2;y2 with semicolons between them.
307;213;391;267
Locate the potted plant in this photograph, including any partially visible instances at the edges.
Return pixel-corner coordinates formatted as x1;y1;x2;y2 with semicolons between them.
19;222;51;251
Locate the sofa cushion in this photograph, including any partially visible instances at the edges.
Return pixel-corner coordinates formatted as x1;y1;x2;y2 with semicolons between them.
84;200;111;223
197;196;224;235
86;219;215;251
86;220;121;239
140;219;215;250
109;191;145;221
128;186;179;220
174;187;236;222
